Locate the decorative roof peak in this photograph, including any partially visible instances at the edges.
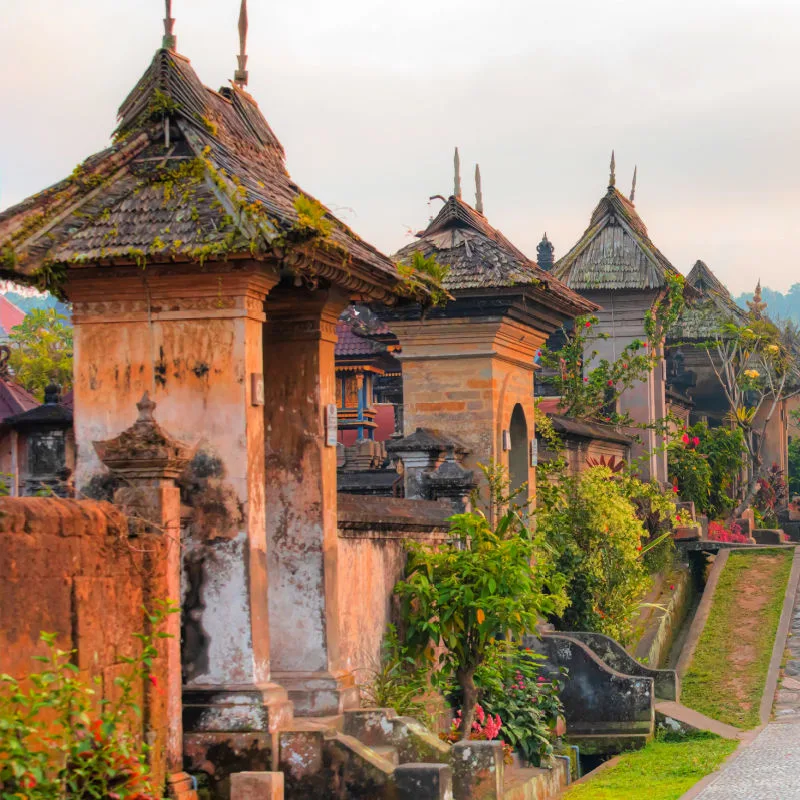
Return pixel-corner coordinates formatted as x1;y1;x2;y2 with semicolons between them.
475;164;484;215
234;0;249;88
748;279;767;318
609;150;616;189
630;165;637;203
162;0;177;51
454;147;462;199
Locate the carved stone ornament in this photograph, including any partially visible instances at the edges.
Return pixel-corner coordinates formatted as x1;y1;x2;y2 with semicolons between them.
94;392;194;480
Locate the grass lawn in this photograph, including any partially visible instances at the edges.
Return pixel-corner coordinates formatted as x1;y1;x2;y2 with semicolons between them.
681;548;793;729
561;733;738;800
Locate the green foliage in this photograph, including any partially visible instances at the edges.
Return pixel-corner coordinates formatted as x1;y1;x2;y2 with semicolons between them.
537;467;662;643
396;493;566;735
357;625;433;726
789;437;800;496
475;642;565;766
561;731;737;800
0;473;10;496
8;308;73;400
0;600;177;799
397;251;451;307
668;423;745;517
292;195;333;239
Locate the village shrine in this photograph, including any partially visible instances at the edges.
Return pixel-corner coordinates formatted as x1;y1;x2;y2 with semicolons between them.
0;4;463;797
381;153;595;505
550;156;681;483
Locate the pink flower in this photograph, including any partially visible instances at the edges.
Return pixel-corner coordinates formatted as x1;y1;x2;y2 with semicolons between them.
583;377;588;382
585;321;592;328
682;433;690;444
475;704;486;725
692;436;700;447
670;584;675;590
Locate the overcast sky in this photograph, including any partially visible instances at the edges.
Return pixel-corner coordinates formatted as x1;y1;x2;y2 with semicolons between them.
2;0;799;295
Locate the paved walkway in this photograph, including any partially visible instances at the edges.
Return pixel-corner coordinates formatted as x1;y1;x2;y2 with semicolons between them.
692;559;800;799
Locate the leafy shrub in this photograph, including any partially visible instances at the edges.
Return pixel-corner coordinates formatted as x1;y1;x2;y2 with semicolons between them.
538;467;654;643
0;602;175;799
396;495;566;736
755;463;788;526
357;624;432;725
475;642;565;766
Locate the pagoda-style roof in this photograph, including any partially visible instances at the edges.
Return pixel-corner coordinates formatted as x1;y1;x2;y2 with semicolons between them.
0;48;413;304
394;195;595;316
0;377;38;422
668;260;747;342
554;182;679;292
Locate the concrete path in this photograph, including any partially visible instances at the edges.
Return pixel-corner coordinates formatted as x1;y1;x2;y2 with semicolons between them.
689;552;800;799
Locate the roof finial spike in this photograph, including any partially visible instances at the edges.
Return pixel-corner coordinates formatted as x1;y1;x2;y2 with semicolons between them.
162;0;177;50
454;147;462;199
234;0;249;87
609;150;616;189
475;164;484;214
630;165;637;203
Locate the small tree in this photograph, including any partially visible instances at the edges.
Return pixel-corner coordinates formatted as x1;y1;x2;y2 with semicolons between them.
8;308;73;400
395;500;566;738
703;319;800;514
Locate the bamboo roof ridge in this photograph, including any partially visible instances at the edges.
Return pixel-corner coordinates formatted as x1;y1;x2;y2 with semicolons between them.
553;173;680;292
0;47;413;303
394;194;595;315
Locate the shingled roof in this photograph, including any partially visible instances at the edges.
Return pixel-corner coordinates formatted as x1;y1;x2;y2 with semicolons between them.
668;260;747;342
0;377;38;423
394;195;594;315
553;183;679;292
0;48;413;304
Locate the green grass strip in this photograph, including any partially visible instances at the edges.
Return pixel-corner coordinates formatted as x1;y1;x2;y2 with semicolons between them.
562;733;737;800
681;548;793;729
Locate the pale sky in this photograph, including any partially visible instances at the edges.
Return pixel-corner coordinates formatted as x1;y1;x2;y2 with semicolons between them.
2;0;800;295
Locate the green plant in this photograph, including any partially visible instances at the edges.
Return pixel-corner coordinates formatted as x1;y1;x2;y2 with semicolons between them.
357;625;432;725
0;600;177;798
397;251;450;307
0;473;10;496
7;307;73;401
395;484;567;737
538;467;655;643
561;731;737;800
475;641;566;766
789;437;800;497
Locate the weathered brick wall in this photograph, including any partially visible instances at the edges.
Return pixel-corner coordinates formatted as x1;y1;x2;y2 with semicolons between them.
0;497;170;787
336;495;450;680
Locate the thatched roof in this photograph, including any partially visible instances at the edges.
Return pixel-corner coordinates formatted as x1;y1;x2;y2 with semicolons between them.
394;195;595;315
668;260;747;342
553;186;679;291
0;48;413;304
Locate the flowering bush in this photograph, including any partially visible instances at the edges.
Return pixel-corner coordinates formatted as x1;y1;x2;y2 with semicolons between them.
0;601;176;799
474;643;566;766
440;705;514;764
755;463;788;526
708;520;749;544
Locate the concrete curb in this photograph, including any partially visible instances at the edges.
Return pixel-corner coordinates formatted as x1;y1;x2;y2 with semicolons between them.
759;546;800;726
675;549;730;678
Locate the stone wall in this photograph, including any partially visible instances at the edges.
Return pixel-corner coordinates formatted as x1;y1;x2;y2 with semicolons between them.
336;494;450;682
0;496;171;788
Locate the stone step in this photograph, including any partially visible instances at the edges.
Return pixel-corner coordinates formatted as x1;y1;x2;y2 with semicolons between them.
655;701;742;740
502;762;570;800
372;745;400;766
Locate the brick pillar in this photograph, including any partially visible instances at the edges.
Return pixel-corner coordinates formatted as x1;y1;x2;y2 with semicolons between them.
94;393;195;797
263;283;357;715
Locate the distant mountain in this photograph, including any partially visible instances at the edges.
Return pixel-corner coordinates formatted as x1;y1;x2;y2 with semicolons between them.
734;285;800;327
1;291;71;322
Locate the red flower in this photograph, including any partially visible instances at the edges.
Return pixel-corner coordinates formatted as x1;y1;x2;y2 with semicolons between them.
637;545;642;551
672;485;679;494
623;363;628;369
643;342;648;347
682;433;690;444
585;321;592;328
692;436;700;447
607;380;614;386
20;774;37;790
670;584;675;590
583;377;588;382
